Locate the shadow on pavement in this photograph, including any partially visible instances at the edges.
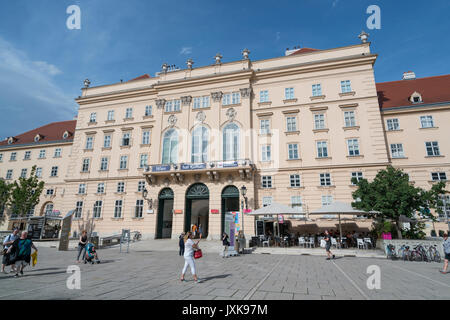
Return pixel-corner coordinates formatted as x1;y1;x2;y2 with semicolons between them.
200;274;232;282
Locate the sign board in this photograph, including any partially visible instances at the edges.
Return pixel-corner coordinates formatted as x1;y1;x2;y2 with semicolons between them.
278;215;284;224
224;212;238;256
243;209;252;214
146;209;154;214
256;220;264;236
210;209;219;214
152;165;171;172
58;210;75;251
173;210;183;215
181;163;206;170
216;161;238;168
120;229;131;253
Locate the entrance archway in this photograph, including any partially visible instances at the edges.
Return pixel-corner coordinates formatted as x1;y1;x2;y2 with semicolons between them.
185;183;209;238
221;186;240;234
156;188;174;239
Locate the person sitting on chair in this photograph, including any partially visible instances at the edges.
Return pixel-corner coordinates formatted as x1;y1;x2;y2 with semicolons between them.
85;243;100;264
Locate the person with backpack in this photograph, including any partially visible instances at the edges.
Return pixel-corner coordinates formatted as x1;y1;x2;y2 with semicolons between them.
7;231;37;277
2;228;19;274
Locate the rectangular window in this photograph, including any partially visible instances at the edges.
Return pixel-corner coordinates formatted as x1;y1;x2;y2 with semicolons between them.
89;113;97;123
347;139;360;156
322;195;333;206
50;166;58;177
262;197;272;207
117;182;125;193
291;196;302;210
114;200;123;218
137;181;146;192
24;151;31;160
82;158;90;172
165;100;173;112
93;201;102;218
125;107;133;119
261;176;272;188
145;105;152;116
10;152;17;161
122;132;131;146
438;195;450;219
320;173;331;186
85;136;93;150
341;80;352;93
78;184;86;194
0;154;3;162
46;189;54;196
420;115;434;128
285;87;294;100
142;131;151;145
202;96;210;108
6;170;13;180
314;114;325;130
54;148;62;158
36;168;42;178
232;92;240;104
222;93;231;105
387;119;399;131
261;145;271;162
139;154;148;168
173;100;181;112
431;172;447;181
104;135;111;148
107;110;115;121
260;90;269;102
193;97;201;109
260;119;270;134
390;144;404;158
312;84;322;96
425;141;440;156
75;201;83;218
316;141;328;158
286;117;297;132
100;157;109;171
290;174;301;187
351;172;364;185
344;111;356;127
97;183;105;194
120;156;128;169
20;169;27;178
39;150;46;159
288;144;299;160
135;200;144;218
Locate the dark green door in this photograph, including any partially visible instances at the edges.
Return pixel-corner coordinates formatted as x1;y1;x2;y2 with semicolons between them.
157;188;174;239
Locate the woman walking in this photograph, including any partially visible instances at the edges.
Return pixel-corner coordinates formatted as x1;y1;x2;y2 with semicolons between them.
76;231;88;263
324;230;335;260
180;232;201;283
222;232;230;258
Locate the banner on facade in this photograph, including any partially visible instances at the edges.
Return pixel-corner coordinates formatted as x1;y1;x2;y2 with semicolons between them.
224;212;237;255
152;165;171;172
180;163;207;170
216;161;238;168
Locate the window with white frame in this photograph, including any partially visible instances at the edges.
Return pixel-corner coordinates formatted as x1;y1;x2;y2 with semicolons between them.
312;84;322;96
261;145;271;161
290;174;301;187
139;154;148;168
202;96;210;108
260;90;269;102
39;150;46;159
6;170;13;180
10;152;17;161
82;158;90;172
114;200;123;218
320;173;331;186
173;99;181;112
104;135;111;148
431;172;447;181
438;195;450;219
288;144;299;160
75;201;83;218
44;203;54;215
50;166;58;177
135;199;144;218
314;114;326;129
261;176;272;188
425;141;440;156
232;92;240;104
223;123;240;161
125;107;133;119
142;131;150;145
36;167;42;178
119;156;128;169
191;126;209;163
387;119;400;131
93;201;102;218
316;141;328;158
100;157;108;171
344;111;356;127
291;196;302;210
97;183;105;194
162;129;179;164
107;110;114;121
165;100;173;112
122;132;131;146
85;136;94;150
347;139;360;156
20;169;27;178
420;115;434;128
351;172;364;185
89;113;97;123
285;87;294;100
322;195;333;206
54;148;62;158
145;105;152;116
260;119;270;134
262;197;273;207
390;144;404;158
222;93;231;105
137;181;146;192
117;182;125;193
78;183;86;194
23;151;31;160
341;80;352;93
193;97;202;109
286;117;297;132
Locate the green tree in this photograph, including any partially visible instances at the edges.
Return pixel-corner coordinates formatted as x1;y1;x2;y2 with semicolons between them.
351;166;447;239
9;166;44;217
0;179;12;221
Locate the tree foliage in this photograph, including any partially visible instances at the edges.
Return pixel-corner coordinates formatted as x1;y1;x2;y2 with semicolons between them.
351;166;448;239
0;179;12;221
9;166;44;217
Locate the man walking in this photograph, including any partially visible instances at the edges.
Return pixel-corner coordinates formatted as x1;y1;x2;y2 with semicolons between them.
324;230;335;260
2;228;19;274
179;232;185;256
440;233;450;274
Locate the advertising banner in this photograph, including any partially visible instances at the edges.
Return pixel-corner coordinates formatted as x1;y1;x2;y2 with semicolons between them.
224;212;238;255
152;165;171;172
180;163;207;170
216;161;238;168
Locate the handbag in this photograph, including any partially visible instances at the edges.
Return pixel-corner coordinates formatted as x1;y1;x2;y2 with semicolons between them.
194;249;203;259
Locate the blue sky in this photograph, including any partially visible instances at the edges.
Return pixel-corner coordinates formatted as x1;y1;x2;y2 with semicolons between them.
0;0;449;138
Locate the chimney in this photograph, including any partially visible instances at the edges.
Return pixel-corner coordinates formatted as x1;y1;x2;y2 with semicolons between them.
285;46;300;56
402;71;416;80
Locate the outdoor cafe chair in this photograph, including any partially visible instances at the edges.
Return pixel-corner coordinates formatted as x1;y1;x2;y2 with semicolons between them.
308;237;315;248
331;237;338;249
298;237;306;248
340;237;347;248
357;238;366;250
364;238;372;249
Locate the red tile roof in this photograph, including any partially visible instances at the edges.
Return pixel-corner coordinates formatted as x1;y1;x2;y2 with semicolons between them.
290;48;320;55
128;74;151;82
377;74;450;110
0;120;77;147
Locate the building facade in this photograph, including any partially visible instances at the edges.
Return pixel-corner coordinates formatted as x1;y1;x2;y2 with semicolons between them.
1;41;448;239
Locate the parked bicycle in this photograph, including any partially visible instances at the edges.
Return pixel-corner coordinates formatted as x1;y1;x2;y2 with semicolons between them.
427;245;441;263
386;244;397;260
397;245;412;261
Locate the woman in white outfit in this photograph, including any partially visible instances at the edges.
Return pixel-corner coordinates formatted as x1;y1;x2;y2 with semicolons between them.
180;232;201;283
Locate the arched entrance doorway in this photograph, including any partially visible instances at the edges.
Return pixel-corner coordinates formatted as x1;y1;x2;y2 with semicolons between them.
221;186;240;234
185;183;209;238
156;188;174;239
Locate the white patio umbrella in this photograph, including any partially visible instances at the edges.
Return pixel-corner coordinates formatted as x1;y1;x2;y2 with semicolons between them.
309;201;372;243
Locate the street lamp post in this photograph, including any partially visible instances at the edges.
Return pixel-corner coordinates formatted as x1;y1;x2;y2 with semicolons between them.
142;188;154;211
240;186;248;233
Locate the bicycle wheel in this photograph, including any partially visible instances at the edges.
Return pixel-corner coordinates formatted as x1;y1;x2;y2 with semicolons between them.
435;251;441;263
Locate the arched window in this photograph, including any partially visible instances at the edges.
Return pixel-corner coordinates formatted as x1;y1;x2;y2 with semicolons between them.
162;129;178;164
223;123;240;161
44;203;54;215
191;126;209;163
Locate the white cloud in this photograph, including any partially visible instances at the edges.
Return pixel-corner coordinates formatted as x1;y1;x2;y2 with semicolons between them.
180;47;192;55
33;61;62;76
332;0;339;7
